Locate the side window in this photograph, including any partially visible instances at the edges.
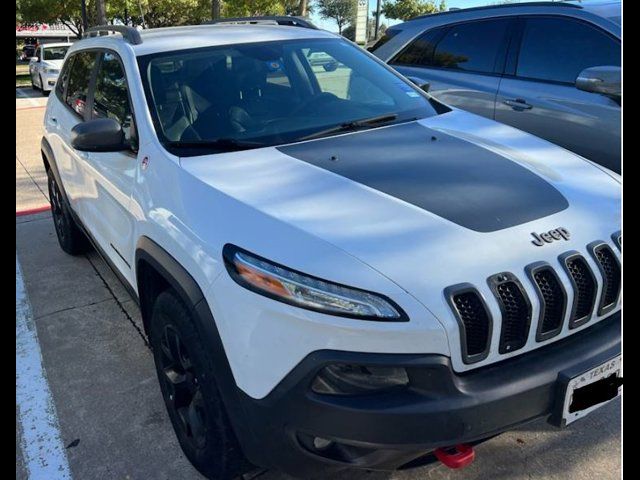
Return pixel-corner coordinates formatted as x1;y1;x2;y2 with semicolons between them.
65;51;97;118
391;29;441;66
430;19;510;73
56;55;74;98
368;28;401;52
516;17;620;84
92;51;136;148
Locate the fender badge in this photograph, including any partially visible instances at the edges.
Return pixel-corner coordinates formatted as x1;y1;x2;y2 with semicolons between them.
141;156;150;170
531;227;571;246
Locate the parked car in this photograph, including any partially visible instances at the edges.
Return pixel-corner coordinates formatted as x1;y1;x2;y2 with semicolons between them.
371;0;621;173
42;19;620;480
29;42;72;94
20;44;36;61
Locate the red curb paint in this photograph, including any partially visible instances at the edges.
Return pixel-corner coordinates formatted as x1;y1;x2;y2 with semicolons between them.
16;205;51;217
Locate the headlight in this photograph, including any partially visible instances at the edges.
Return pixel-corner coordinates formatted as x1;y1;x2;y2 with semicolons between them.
223;245;407;321
43;67;59;74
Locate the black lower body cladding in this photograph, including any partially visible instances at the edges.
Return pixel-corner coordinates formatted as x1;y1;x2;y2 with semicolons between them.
228;313;620;478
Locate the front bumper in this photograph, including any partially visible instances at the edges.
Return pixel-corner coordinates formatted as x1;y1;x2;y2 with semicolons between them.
231;312;620;477
40;73;59;91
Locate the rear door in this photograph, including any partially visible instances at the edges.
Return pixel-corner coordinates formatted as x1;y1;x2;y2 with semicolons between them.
48;50;99;216
389;18;514;119
495;16;621;171
80;49;138;278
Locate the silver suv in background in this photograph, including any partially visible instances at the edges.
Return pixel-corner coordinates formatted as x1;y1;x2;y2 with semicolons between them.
371;1;621;173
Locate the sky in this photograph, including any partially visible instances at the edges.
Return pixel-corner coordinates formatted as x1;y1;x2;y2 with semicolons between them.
309;0;554;32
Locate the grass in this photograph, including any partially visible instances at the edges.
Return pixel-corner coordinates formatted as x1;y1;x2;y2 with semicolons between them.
16;74;31;87
16;60;31;87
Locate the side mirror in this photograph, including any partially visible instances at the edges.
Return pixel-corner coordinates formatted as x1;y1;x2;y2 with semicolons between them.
71;118;127;152
576;66;620;98
407;76;430;93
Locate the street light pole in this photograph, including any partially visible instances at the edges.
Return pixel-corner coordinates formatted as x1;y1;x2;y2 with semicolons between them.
374;0;381;40
80;0;88;31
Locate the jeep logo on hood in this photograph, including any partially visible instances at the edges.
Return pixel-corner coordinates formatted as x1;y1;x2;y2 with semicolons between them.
531;228;571;246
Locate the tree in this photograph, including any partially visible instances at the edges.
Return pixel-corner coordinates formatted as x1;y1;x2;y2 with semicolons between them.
18;0;90;37
381;0;446;21
316;0;356;35
96;0;107;24
212;0;221;19
222;0;286;17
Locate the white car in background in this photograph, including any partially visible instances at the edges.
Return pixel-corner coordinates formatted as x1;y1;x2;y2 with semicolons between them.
29;42;72;94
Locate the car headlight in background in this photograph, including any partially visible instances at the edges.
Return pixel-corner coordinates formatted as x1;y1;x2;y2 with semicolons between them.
43;67;60;74
223;245;407;321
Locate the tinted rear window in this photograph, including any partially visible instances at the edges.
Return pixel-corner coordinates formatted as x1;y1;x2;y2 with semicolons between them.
368;29;401;52
65;51;97;118
392;19;510;74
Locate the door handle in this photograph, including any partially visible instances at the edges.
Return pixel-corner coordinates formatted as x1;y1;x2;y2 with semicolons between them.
503;98;532;111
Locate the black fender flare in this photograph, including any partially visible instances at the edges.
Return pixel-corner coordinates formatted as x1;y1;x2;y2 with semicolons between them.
40;136;67;202
134;236;258;460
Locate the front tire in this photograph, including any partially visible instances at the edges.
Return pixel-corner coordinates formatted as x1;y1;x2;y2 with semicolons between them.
149;291;251;480
47;169;90;255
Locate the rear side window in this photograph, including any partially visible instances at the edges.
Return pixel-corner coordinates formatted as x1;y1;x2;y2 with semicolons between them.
392;19;510;74
92;51;136;146
65;51;97;118
515;17;620;84
368;28;401;52
431;19;510;73
55;56;74;98
392;29;441;66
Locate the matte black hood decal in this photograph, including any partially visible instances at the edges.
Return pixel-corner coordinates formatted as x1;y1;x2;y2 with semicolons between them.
277;122;568;232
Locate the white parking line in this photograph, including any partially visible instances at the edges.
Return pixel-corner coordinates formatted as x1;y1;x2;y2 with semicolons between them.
16;88;42;107
16;253;72;480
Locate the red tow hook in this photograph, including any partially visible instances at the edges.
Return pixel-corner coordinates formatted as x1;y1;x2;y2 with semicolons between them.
434;444;475;469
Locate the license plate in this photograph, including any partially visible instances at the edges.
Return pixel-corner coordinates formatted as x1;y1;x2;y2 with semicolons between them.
561;355;622;426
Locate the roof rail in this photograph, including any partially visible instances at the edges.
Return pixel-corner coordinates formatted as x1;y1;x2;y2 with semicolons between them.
83;25;143;45
205;16;318;29
412;1;582;21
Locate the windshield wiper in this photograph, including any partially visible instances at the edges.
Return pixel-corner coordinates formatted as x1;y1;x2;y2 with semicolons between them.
298;113;399;141
166;138;266;152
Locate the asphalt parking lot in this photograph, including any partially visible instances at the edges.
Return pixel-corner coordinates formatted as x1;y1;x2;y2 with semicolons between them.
16;86;621;480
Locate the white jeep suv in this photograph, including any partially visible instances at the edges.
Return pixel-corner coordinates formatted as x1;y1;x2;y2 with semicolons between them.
42;20;621;480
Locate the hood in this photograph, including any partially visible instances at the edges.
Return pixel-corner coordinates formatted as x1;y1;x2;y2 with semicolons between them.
42;59;64;69
181;110;620;367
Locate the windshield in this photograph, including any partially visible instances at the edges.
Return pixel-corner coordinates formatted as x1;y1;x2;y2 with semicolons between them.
138;38;441;155
43;46;69;61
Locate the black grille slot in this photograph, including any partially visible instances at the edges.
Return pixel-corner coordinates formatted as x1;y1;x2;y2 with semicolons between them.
490;274;532;354
529;265;566;341
562;254;597;328
591;244;621;315
447;286;491;363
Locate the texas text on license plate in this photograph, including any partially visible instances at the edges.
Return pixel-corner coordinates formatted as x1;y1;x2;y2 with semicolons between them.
561;355;622;426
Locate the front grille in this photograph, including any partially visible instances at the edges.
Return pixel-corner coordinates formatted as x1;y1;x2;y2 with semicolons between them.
528;264;566;341
590;243;621;315
446;234;620;367
561;254;597;329
447;286;491;364
489;274;531;354
612;231;621;251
